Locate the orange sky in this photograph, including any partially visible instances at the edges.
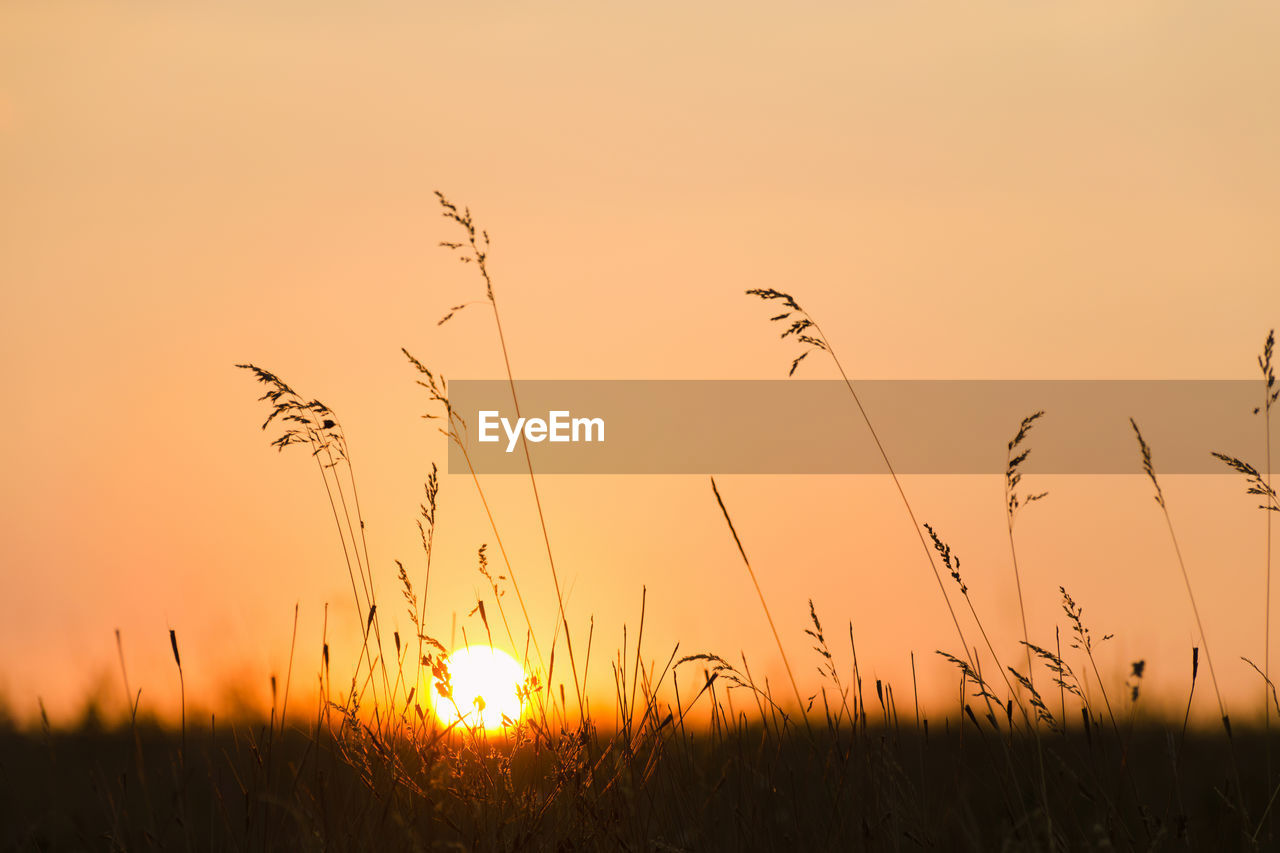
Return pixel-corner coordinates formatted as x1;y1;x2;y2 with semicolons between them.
2;1;1280;726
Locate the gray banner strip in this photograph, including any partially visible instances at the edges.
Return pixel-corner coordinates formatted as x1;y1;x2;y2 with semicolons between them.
446;380;1275;475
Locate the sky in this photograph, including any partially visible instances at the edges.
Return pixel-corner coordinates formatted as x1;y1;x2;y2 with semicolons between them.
2;0;1279;726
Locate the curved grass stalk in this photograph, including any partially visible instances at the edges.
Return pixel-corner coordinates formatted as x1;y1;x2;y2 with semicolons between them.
746;290;975;668
434;193;584;719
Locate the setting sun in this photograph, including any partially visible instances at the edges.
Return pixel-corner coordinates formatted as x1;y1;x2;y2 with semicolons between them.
429;646;527;731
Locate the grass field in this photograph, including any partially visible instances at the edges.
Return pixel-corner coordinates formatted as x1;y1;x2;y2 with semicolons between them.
5;197;1277;851
0;712;1269;850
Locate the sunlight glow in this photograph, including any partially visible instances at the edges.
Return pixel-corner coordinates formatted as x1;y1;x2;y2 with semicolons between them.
429;645;527;731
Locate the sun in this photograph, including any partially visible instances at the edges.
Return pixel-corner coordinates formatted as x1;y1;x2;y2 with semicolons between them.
428;645;527;731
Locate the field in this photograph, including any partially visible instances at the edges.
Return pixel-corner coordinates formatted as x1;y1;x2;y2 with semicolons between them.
0;713;1269;850
4;197;1277;852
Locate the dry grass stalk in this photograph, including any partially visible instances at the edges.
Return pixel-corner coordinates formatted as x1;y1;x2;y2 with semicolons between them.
1132;418;1230;734
435;192;584;719
746;288;976;672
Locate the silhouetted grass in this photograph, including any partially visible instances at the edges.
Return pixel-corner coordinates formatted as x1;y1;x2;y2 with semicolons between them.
4;715;1275;850
5;201;1276;851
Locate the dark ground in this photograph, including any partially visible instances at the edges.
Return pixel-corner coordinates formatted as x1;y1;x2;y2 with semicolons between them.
1;714;1273;851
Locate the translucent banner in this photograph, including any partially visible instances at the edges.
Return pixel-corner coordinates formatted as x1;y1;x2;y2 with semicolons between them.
446;380;1274;475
